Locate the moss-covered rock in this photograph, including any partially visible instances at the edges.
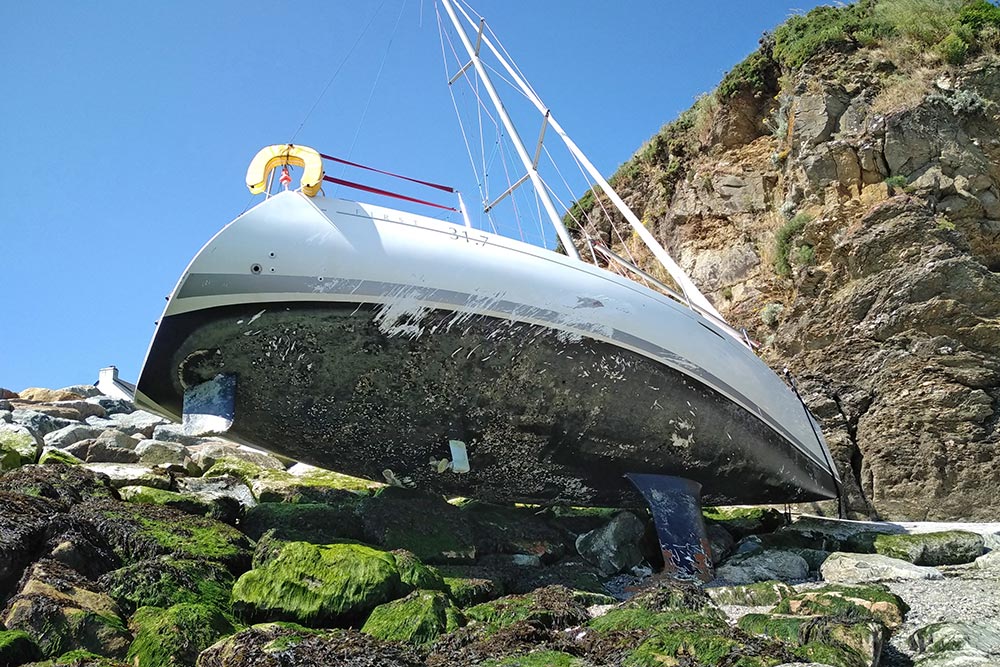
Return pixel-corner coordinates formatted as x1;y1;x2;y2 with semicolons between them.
773;583;908;629
703;506;786;539
125;603;235;667
362;590;464;645
205;458;380;504
117;486;216;519
392;549;447;594
2;559;131;659
360;487;476;564
465;586;591;637
240;501;364;543
0;424;42;469
231;541;401;626
0;629;41;664
443;574;503;608
37;449;84;466
197;623;424;667
462;501;568;563
872;531;984;566
738;613;885;667
71;500;253;574
25;649;130;666
98;556;233;617
707;580;795;606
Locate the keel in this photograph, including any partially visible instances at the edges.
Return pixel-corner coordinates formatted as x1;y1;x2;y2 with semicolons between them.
181;373;236;436
626;473;713;582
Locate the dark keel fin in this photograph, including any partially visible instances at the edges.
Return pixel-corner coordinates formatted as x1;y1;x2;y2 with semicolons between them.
182;373;237;436
626;473;713;582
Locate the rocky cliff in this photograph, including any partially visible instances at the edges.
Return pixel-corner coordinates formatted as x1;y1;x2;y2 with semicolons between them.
575;0;1000;520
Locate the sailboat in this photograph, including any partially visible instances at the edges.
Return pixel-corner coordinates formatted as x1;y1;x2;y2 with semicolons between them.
134;0;840;579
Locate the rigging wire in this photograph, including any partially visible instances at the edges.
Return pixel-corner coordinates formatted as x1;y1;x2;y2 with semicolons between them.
343;0;409;165
288;0;389;144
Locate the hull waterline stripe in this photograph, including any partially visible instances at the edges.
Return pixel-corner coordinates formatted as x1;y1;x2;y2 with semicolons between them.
173;271;833;474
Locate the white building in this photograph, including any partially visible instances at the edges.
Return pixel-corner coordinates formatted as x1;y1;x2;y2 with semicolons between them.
96;366;136;401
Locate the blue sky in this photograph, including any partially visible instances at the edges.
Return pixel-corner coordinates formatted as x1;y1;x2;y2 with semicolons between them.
0;1;829;392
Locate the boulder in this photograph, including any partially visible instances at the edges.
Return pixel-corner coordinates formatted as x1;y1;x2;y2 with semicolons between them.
392;550;448;594
362;590;464;645
106;411;167;438
0;424;42;469
126;603;235;667
574;510;646;575
463;501;568;564
85;396;134;416
71;499;252;574
49;400;107;420
17;388;84;402
43;425;104;449
872;531;984;566
240;501;363;543
174;475;256;520
707;580;795;607
360;488;476;564
1;558;130;658
973;551;1000;570
118;486;220;520
0;492;67;596
442;573;503;608
704;506;786;540
0;629;41;664
464;585;592;636
716;550;810;584
10;409;76;437
188;442;286;472
737;613;885;667
65;439;140;464
908;621;1000;658
133;439;195;471
197;623;424;667
80;463;170;489
98;556;233;617
707;523;736;565
231;541;402;626
250;467;379;504
0;464;117;506
38;448;84;466
0;389;19;399
821;551;944;584
773;583;909;629
59;385;103;399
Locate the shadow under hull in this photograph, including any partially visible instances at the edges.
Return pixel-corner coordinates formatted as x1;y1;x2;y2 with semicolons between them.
137;300;838;507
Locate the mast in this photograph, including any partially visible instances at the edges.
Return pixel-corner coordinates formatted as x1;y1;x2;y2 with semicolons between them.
440;0;724;322
439;0;580;260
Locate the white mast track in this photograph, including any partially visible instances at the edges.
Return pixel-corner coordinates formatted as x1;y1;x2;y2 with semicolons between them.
439;0;728;325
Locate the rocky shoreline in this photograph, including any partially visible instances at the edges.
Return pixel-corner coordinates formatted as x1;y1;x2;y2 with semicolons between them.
1;384;998;666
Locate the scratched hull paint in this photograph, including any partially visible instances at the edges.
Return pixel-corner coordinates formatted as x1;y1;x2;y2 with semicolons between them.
135;191;840;505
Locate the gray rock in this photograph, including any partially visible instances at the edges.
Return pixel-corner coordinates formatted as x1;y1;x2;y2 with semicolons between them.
175;474;256;510
188;441;286;471
716;549;809;584
11;409;77;436
95;429;140;451
908;621;1000;657
575;511;646;576
793;91;848;148
707;523;735;566
85;416;118;429
974;551;1000;569
0;410;11;423
80;463;171;489
914;652;993;666
984;532;1000;552
150;423;210;446
0;399;11;411
874;531;984;566
49;400;106;419
65;438;140;464
43;424;105;449
85;396;134;416
107;410;168;438
58;384;103;398
135;439;194;467
820;551;943;584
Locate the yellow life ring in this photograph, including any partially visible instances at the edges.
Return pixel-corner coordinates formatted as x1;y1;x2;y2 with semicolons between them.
246;144;325;197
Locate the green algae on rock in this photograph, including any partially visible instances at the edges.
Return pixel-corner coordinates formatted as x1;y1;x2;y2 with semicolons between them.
97;556;234;617
707;581;796;607
464;585;591;637
773;583;909;629
361;590;464;645
871;531;985;566
125;603;235;667
0;424;42;469
37;449;84;466
392;550;448;594
360;487;476;564
738;613;885;667
482;651;586;667
231;541;401;626
0;629;41;665
204;457;380;503
71;500;253;574
1;465;116;507
240;501;364;543
116;486;216;519
443;574;503;608
703;506;786;539
26;649;130;666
